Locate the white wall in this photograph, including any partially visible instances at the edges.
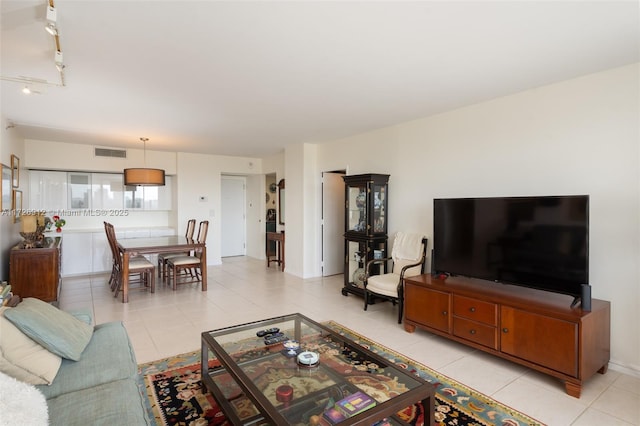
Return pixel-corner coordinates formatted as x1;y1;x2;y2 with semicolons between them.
246;174;265;259
24;140;177;174
0;118;25;281
311;64;639;374
283;143;319;278
283;145;303;277
175;152;263;266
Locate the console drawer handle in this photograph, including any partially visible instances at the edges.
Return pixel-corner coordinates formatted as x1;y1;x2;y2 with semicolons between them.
442;311;447;316
469;329;476;335
502;328;509;333
469;307;476;313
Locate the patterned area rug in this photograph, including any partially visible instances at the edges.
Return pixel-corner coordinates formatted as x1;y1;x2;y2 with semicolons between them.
137;321;544;426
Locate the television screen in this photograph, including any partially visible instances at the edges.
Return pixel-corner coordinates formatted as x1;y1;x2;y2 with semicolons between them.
433;195;589;298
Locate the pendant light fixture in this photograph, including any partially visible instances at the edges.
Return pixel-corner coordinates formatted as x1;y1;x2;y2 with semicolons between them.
123;137;166;186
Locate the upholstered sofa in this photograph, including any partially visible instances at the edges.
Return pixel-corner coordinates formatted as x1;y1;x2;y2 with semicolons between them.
0;298;149;425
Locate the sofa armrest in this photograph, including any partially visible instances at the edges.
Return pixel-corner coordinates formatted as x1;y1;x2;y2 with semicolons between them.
69;309;93;326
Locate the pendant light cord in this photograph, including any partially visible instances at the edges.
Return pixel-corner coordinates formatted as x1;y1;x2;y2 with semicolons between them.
140;137;149;165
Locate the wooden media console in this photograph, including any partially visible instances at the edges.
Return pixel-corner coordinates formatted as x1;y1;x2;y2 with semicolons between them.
403;274;610;398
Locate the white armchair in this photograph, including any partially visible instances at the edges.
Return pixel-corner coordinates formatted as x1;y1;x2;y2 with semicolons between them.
363;233;428;323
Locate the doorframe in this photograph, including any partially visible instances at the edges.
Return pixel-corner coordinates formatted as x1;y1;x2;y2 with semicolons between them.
221;175;247;257
321;169;346;276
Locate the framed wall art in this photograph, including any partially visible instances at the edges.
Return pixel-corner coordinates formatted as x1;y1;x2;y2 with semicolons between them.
12;189;22;223
1;164;10;211
11;154;19;188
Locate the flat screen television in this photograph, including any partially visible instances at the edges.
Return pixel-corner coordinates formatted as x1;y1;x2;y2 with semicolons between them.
433;195;589;301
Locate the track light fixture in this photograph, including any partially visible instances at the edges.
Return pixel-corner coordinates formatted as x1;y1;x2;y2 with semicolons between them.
45;23;57;36
55;51;64;71
45;3;57;35
46;4;57;23
47;0;65;85
0;0;66;90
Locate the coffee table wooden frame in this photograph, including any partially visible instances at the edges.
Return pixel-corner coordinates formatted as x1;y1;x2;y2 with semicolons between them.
201;313;434;425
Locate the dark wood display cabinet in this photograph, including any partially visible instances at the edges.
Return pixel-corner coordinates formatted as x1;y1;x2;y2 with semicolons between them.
403;274;610;398
341;173;389;297
9;237;62;303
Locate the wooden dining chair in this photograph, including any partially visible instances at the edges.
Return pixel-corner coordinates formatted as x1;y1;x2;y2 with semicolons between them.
104;222;156;300
104;222;120;292
166;220;208;290
157;218;196;281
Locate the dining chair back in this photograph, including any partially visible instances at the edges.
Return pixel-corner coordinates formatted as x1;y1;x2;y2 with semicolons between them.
158;219;197;280
186;218;197;240
104;222;119;291
104;221;156;300
166;220;209;290
195;220;209;245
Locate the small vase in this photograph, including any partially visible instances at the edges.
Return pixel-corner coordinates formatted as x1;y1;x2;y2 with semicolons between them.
56;227;62;233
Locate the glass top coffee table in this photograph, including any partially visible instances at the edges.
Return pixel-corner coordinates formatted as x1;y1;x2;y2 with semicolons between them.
201;313;434;425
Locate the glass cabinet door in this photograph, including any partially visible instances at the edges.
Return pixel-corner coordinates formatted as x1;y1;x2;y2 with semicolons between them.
124;185;144;209
68;172;92;209
372;184;386;233
347;184;367;233
29;170;68;211
124;176;172;210
346;240;366;288
344;238;388;289
343;174;389;237
92;173;124;209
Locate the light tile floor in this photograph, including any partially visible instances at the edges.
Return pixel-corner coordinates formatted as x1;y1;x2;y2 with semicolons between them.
59;256;639;426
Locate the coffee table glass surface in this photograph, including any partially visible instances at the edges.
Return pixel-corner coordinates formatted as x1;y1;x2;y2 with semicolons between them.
201;313;434;425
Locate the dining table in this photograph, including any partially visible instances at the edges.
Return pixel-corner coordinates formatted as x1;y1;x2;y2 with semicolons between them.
117;235;207;303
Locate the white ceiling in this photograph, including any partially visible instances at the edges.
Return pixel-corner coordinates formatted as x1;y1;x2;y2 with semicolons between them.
1;1;638;158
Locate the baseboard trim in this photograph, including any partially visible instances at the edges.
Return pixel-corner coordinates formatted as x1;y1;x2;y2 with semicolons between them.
609;361;640;379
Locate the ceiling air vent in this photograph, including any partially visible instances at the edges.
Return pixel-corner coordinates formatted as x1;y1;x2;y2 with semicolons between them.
94;147;127;158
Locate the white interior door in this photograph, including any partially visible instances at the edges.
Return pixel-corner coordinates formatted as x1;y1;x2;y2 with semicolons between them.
322;171;345;276
221;176;246;257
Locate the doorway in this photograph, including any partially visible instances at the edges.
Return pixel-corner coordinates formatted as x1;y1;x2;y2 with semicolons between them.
221;176;246;257
322;171;345;276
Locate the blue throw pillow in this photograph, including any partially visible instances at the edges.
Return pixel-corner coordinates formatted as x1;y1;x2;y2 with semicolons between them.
4;298;93;361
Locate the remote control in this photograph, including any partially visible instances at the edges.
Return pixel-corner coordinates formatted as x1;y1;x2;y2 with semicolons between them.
264;332;284;339
264;334;289;345
256;327;279;337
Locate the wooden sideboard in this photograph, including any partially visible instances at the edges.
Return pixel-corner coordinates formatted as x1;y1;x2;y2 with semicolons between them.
403;274;610;398
9;237;62;302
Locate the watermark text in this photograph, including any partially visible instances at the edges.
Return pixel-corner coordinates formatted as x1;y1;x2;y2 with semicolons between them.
0;209;130;217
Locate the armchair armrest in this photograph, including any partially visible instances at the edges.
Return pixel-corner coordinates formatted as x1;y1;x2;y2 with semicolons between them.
365;257;392;278
398;254;426;280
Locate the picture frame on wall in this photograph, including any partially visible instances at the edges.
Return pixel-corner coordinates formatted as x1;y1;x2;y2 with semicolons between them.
1;164;10;211
11;154;19;188
12;189;22;223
